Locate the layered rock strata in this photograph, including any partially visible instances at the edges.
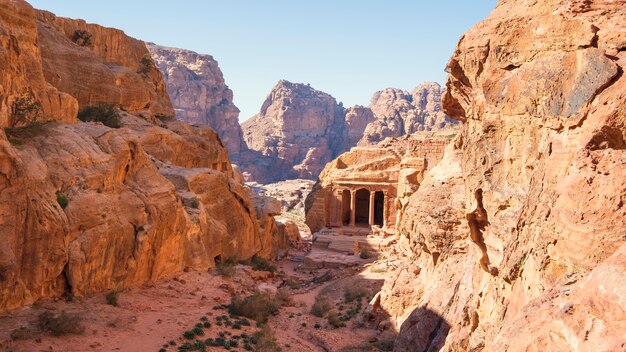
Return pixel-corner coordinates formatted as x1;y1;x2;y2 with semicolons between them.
239;81;456;182
360;82;456;145
147;44;245;153
379;0;626;350
0;0;286;312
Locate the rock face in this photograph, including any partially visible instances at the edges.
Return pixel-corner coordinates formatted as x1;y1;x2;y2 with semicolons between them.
360;82;456;145
0;0;286;312
241;81;348;180
0;0;173;128
0;0;77;127
383;0;626;350
35;10;173;118
239;80;456;183
147;44;245;153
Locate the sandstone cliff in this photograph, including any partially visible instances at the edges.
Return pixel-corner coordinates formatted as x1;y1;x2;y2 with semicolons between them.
0;0;286;312
381;0;626;350
147;44;245;153
35;10;173;118
360;82;456;145
240;80;348;180
238;80;456;183
0;0;77;127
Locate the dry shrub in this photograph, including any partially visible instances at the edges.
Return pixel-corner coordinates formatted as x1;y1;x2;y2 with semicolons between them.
38;311;84;336
310;296;331;318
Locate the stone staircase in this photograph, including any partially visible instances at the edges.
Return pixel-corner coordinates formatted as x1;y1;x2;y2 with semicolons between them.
312;227;396;255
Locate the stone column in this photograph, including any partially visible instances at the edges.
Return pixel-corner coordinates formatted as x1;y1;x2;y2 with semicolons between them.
368;191;375;226
383;191;389;228
350;189;356;227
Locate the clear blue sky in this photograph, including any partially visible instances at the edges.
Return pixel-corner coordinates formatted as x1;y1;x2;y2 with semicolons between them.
28;1;497;121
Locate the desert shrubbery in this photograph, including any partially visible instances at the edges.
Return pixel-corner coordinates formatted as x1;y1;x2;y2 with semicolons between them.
343;286;369;303
359;249;373;259
249;255;277;273
252;325;282;352
310;296;331;318
106;290;119;306
216;257;237;277
38;311;84;336
228;290;281;324
71;29;93;47
78;104;121;128
56;192;69;209
138;54;155;74
12;92;42;126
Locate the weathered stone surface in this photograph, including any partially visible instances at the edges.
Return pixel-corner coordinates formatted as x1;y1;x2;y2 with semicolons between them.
384;0;626;350
147;44;245;153
35;9;173;118
239;80;456;182
360;83;457;145
0;1;288;311
0;0;77;127
241;80;347;180
0;114;287;311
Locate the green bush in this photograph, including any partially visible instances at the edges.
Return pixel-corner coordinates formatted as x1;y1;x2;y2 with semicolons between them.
56;192;69;209
216;257;237;278
343;286;368;303
12;92;42;125
71;29;93;47
78;104;121;128
38;311;84;336
190;197;200;209
327;311;345;329
139;54;155;74
310;296;331;317
105;290;119;306
250;255;276;273
228;290;281;324
359;249;373;259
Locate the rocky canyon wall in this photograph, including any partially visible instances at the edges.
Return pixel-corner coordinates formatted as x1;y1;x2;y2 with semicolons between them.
0;0;286;312
0;0;78;127
147;44;246;153
35;10;173;118
380;0;626;350
239;81;457;183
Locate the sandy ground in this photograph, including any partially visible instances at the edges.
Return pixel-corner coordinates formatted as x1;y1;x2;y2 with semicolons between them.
0;250;393;352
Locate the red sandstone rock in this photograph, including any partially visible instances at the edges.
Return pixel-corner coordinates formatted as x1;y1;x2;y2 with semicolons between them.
0;0;77;127
147;44;246;153
385;0;626;350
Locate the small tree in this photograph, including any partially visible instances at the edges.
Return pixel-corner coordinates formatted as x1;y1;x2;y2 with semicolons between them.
138;54;155;75
71;29;93;47
77;104;121;128
12;92;42;126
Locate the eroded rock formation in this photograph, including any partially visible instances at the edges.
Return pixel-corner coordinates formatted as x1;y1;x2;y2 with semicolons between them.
360;82;457;145
0;0;77;127
380;0;626;350
241;80;347;180
35;10;173;118
147;44;245;153
239;81;456;183
0;0;287;312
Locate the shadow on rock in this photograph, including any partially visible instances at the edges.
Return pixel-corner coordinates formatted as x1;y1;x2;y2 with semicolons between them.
394;307;450;352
